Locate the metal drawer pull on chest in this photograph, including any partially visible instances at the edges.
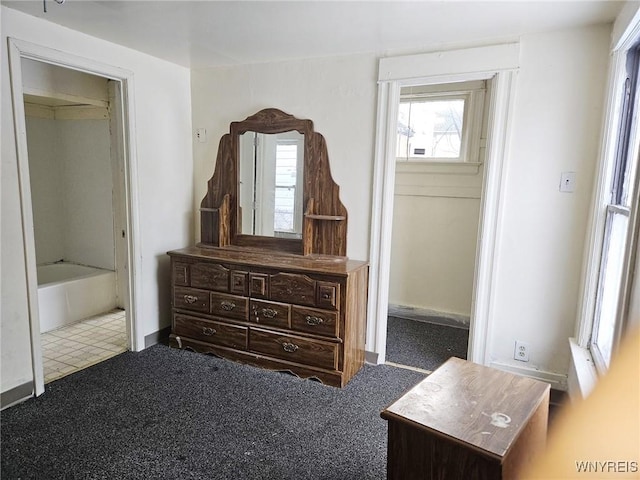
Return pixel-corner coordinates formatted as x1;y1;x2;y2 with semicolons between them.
282;342;299;353
262;308;278;318
184;294;198;304
306;315;324;326
202;327;217;336
220;301;236;311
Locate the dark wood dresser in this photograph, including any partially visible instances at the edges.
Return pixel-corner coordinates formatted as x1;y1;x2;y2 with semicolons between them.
169;246;368;387
170;108;369;387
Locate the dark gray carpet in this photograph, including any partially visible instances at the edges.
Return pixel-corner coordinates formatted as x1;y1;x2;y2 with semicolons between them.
385;316;469;371
1;344;425;480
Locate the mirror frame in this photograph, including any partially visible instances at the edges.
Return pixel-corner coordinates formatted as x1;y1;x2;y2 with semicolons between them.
199;108;348;257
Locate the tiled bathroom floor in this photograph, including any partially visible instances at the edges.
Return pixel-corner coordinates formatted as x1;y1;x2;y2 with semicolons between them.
41;309;128;383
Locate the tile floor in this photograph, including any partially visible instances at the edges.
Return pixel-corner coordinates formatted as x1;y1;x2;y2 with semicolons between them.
41;309;128;383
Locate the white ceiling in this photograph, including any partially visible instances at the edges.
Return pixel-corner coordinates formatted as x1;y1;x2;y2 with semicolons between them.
2;0;626;69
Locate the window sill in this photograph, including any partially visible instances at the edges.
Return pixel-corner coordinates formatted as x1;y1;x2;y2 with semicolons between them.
567;337;599;402
396;161;482;175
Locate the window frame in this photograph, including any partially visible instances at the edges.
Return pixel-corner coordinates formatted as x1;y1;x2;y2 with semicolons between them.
577;36;640;379
396;80;486;166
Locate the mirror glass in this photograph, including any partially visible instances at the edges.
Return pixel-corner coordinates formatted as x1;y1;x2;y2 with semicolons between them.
238;131;304;239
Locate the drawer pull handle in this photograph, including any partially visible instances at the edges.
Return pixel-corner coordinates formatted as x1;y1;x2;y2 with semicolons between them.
202;327;217;336
322;293;331;300
221;301;236;311
184;294;198;304
306;315;324;326
262;308;278;319
282;342;299;353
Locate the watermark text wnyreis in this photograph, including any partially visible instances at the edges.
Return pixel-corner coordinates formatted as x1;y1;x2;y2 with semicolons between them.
575;461;638;473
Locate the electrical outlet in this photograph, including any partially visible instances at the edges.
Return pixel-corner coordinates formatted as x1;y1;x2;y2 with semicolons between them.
514;340;530;362
196;128;207;143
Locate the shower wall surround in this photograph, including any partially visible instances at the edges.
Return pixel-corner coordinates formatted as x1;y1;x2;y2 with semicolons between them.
26;115;115;270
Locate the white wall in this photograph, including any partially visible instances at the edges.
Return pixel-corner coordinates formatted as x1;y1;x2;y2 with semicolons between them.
25;116;65;265
191;23;610;385
389;193;480;318
488;25;610;380
1;6;193;394
22;58;109;104
26;115;115;270
190;54;378;261
59;119;115;270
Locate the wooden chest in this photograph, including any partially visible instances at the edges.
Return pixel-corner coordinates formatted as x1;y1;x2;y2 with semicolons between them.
381;357;550;479
168;246;369;387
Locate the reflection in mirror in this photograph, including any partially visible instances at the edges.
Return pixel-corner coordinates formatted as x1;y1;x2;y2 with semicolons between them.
238;131;304;239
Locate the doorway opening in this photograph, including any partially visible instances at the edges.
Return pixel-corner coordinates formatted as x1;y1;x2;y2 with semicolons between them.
8;38;141;396
22;60;129;382
367;44;520;369
385;80;490;372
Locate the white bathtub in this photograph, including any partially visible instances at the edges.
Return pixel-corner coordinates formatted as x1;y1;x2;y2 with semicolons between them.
36;262;117;333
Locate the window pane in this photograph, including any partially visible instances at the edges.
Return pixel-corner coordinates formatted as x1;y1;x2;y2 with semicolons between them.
397;98;464;160
592;209;629;368
274;144;297;232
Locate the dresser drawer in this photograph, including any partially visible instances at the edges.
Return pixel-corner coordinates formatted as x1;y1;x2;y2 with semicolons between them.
174;313;247;349
174;287;210;313
250;299;290;329
249;328;338;370
291;306;338;338
190;262;229;292
210;292;249;320
270;272;316;306
317;281;340;310
172;262;189;286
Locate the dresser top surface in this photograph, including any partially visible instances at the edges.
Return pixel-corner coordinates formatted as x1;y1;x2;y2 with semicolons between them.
381;357;550;459
168;246;368;275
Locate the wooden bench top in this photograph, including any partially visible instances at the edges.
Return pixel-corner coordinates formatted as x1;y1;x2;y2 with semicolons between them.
381;357;550;460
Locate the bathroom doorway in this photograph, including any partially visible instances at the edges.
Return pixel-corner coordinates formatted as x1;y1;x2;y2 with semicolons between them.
8;39;141;395
23;60;129;383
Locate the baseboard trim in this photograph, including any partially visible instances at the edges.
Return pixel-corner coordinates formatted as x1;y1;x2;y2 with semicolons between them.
1;382;33;410
388;304;470;329
365;350;379;365
144;326;171;348
490;361;568;391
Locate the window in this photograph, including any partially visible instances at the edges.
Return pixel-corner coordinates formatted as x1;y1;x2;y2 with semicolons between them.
590;48;640;372
397;80;486;163
273;143;298;233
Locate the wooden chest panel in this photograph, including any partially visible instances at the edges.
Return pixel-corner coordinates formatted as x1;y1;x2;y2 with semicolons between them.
250;299;290;329
249;328;338;370
270;272;316;306
210;292;249;321
290;305;338;338
174;287;210;314
190;262;229;291
174;313;247;350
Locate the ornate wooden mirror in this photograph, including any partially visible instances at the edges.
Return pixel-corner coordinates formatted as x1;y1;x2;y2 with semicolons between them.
199;108;348;257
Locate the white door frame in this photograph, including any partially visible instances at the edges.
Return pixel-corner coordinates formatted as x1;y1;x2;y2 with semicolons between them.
7;38;143;396
367;44;520;365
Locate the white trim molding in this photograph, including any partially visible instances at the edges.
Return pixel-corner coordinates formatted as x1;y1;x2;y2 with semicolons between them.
489;361;568;391
7;38;144;397
367;43;520;365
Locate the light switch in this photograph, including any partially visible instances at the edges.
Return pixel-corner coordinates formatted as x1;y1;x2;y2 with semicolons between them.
196;128;207;143
559;172;576;193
